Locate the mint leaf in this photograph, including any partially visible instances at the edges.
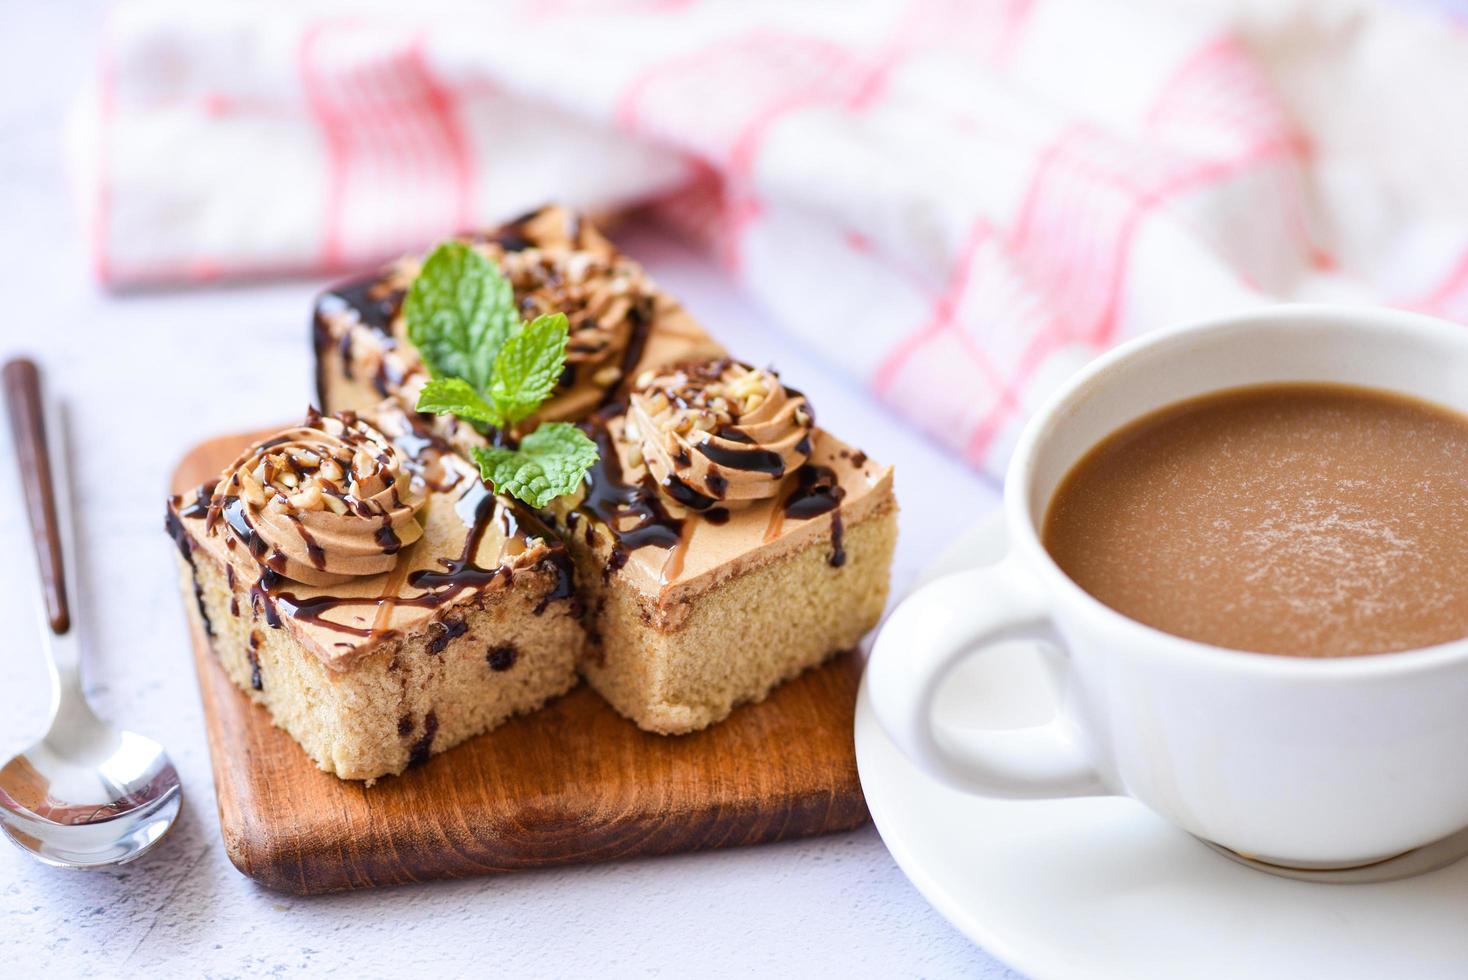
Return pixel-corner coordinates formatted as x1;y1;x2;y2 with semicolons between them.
416;377;500;427
404;242;517;392
404;238;600;507
488;313;569;424
472;423;598;509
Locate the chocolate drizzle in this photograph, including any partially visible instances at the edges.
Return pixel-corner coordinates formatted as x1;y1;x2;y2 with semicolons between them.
194;578;213;636
200;490;292;628
627;358;814;510
577;419;686;576
598;299;654;409
312;319;331;411
781;464;847;568
180;484;213;519
313;273;406;408
570;412;856;582
533;551;577;615
494;231;534;252
319;275;405;336
664;473;720;511
165;503;193;561
337;328;354;381
409;480;504;595
250;479;509;639
393;413;464;494
246;631;264;690
478;207;543;252
695;436;786;477
220;496;284;574
252;568;283;628
426;617;467;655
287;513;327;570
169;489;219;638
180;437;573;653
782;464;845;519
166;482;214;559
408;711;438;767
267;591;380;637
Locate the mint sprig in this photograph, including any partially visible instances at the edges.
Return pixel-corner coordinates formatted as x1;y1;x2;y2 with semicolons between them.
405;241;517;392
487;314;572;424
415;312;569;427
472;425;600;510
407;240;598;507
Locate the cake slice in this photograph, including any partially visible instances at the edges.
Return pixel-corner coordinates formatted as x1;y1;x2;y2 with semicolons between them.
555;360;897;733
167;404;583;781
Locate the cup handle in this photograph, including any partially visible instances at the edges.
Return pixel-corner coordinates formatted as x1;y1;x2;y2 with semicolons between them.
867;560;1107;798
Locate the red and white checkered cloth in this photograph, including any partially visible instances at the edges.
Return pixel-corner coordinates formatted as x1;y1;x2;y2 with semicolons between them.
70;0;1468;474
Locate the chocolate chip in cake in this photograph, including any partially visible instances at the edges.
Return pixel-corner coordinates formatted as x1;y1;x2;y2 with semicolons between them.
408;711;438;767
487;644;518;672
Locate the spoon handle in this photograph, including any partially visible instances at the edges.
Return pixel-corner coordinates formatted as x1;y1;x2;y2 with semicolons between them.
3;358;72;635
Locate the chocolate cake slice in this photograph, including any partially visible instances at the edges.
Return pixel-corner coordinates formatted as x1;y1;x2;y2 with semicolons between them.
167;404;583;781
311;206;898;735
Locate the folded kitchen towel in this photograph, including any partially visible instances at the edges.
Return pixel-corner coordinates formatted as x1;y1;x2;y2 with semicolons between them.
70;0;1468;474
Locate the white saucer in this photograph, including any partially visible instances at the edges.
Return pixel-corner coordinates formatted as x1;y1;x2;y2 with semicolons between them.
856;513;1468;979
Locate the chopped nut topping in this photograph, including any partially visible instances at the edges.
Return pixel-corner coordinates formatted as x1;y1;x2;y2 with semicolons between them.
627;358;815;508
473;243;658;400
208;411;427;586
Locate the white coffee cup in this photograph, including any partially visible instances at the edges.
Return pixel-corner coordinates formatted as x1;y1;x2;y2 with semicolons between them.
867;304;1468;870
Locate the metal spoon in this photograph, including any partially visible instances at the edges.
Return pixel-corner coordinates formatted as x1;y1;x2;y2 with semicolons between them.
0;358;181;867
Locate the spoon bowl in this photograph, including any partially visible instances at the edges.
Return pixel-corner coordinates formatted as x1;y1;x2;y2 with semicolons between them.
1;358;183;868
0;728;182;868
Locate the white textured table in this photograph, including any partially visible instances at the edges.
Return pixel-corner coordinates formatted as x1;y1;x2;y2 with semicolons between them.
0;4;1017;977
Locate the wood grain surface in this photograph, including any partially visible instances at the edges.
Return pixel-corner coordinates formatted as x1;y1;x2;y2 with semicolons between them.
173;430;870;895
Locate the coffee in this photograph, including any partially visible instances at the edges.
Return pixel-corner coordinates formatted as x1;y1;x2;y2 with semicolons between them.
1042;383;1468;656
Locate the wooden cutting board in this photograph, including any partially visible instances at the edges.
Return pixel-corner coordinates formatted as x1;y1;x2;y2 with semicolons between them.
173;430;869;895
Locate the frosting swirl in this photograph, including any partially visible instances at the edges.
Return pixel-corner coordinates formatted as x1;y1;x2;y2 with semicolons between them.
209;410;426;585
488;245;652;397
627;359;814;508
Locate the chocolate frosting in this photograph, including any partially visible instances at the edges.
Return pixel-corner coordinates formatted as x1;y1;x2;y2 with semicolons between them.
207;410;426;585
